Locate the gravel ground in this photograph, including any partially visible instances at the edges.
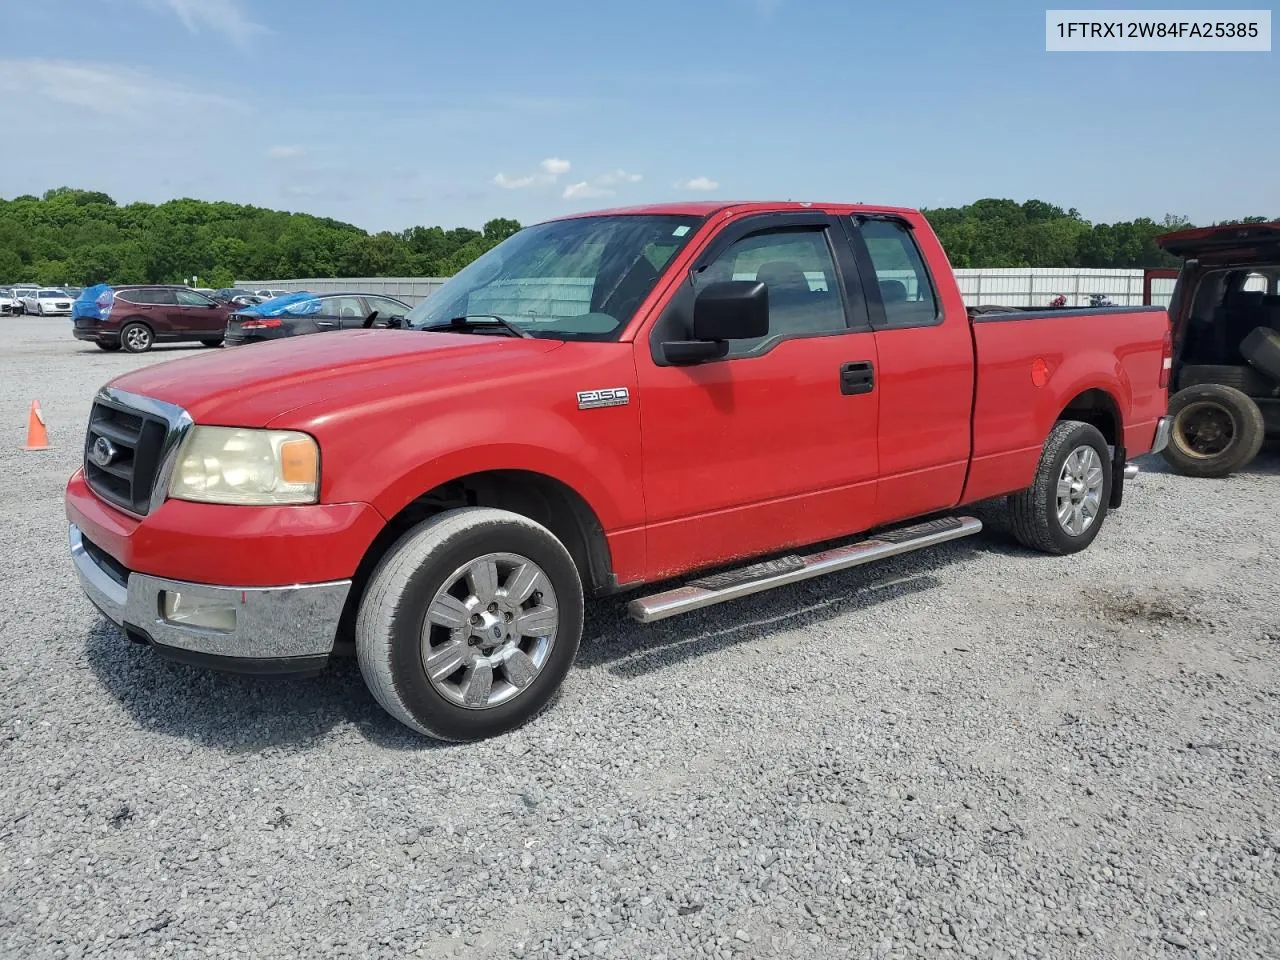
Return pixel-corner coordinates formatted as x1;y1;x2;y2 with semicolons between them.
2;316;1278;959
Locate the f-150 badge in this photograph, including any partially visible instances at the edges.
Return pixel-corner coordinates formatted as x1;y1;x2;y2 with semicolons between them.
577;388;630;410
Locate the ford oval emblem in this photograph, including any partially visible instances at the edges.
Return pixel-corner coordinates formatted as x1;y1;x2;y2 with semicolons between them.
90;436;118;468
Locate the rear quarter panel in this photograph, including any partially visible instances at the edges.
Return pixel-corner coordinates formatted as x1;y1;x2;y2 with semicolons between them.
963;307;1169;503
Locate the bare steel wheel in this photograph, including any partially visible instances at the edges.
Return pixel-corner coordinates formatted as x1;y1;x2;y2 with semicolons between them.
422;552;559;710
1172;400;1236;460
1161;383;1264;479
1055;444;1105;537
356;508;583;741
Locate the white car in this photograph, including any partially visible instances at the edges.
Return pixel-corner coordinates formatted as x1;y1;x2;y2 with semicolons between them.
0;287;22;315
10;287;38;313
23;288;75;316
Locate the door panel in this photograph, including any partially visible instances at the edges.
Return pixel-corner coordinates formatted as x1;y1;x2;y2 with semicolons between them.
329;296;368;330
174;289;222;334
637;217;880;580
846;216;974;525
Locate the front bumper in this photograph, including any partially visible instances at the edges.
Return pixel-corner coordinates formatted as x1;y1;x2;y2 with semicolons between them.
70;523;350;674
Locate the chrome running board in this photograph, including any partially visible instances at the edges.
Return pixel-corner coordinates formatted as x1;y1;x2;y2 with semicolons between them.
627;516;983;623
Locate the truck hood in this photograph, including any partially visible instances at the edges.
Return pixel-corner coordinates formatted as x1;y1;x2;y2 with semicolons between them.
106;329;563;426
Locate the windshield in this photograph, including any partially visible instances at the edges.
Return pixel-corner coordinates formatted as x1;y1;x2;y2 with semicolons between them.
40;290;67;297
406;214;704;339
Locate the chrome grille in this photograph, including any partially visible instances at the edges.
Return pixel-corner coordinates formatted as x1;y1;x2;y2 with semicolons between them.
83;389;192;516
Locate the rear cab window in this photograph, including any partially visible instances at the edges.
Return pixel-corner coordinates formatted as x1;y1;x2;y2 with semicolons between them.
853;218;941;328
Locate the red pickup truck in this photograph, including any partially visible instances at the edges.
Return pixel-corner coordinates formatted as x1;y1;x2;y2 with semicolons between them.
66;201;1172;741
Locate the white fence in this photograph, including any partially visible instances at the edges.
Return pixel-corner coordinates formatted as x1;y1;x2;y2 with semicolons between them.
241;268;1189;310
237;277;449;306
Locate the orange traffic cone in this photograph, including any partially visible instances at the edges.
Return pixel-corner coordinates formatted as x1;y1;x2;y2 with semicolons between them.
24;400;49;451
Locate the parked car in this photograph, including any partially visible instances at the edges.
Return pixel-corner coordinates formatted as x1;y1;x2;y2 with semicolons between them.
10;286;38;312
71;284;236;352
24;288;75;315
210;287;267;307
1153;220;1280;477
224;291;412;345
65;200;1171;741
0;287;22;315
63;286;84;299
255;288;290;300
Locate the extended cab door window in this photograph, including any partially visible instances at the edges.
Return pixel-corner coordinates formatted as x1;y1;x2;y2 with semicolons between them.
693;227;850;357
853;218;941;329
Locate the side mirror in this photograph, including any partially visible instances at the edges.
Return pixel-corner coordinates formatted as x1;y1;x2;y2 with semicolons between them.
661;281;769;364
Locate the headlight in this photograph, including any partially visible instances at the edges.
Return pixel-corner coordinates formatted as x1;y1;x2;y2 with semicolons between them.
169;427;319;505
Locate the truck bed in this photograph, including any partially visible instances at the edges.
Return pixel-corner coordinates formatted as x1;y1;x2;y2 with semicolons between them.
963;304;1170;504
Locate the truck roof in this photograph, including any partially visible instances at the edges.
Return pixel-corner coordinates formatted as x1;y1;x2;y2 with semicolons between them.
548;201;922;221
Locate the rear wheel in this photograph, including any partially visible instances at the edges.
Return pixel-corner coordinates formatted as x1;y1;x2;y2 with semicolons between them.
1008;420;1112;555
356;507;583;741
121;321;153;353
1161;383;1264;478
96;342;122;352
200;338;223;348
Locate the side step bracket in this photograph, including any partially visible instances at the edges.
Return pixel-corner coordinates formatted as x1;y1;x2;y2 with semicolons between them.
626;516;983;623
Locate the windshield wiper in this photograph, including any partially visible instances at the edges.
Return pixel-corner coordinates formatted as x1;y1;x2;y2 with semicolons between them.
421;314;532;339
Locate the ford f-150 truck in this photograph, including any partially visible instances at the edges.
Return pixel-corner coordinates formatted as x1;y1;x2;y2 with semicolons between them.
66;201;1173;741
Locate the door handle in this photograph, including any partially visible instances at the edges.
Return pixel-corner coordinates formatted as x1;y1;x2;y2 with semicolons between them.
840;360;875;396
316;320;337;329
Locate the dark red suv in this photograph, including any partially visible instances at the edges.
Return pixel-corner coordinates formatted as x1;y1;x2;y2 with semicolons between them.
71;285;235;353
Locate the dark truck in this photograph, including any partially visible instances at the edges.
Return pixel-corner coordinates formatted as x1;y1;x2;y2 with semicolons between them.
1152;221;1280;477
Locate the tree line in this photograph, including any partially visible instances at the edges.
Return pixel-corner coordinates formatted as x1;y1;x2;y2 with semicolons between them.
0;187;1272;288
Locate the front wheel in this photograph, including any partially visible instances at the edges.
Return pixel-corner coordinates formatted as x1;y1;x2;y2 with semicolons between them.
1160;383;1264;478
356;508;584;741
201;338;224;348
1008;420;1112;555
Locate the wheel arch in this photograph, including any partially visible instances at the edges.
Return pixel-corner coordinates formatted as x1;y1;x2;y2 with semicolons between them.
336;469;616;651
1057;387;1122;447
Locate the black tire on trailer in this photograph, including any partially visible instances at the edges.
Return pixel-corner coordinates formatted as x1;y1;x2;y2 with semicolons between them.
1240;327;1280;385
96;342;122;352
1008;420;1113;555
1160;383;1265;478
1178;363;1277;396
120;321;154;353
356;507;584;742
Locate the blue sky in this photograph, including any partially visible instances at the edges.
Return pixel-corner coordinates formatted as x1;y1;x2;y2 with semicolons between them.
0;0;1275;231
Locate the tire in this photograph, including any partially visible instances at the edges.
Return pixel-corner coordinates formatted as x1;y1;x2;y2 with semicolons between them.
1178;363;1277;396
120;321;154;353
200;338;224;348
1160;383;1265;478
1241;327;1280;385
96;342;122;352
356;507;584;741
1008;420;1112;555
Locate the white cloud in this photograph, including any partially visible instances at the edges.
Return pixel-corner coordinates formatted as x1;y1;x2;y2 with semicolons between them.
266;145;306;159
596;169;643;187
493;172;536;189
540;157;571;177
149;0;269;50
0;59;240;120
676;176;721;191
562;181;615;200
